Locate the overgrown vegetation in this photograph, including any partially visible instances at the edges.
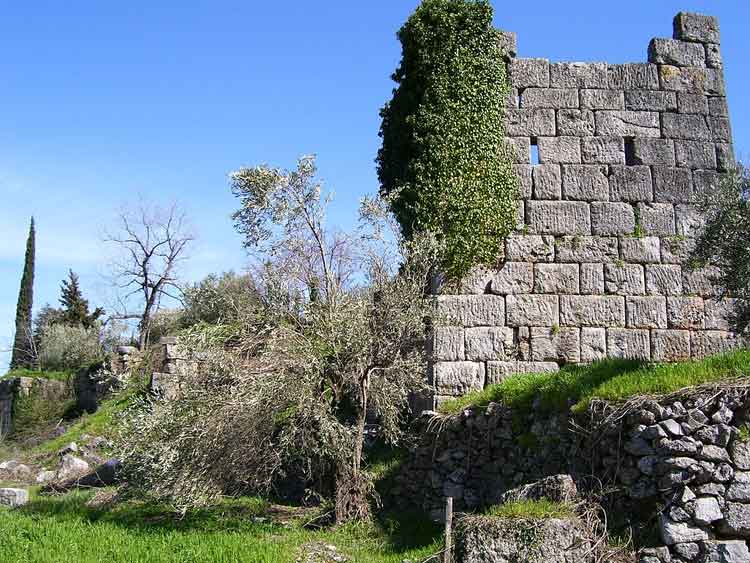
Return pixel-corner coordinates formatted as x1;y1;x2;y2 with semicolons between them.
377;0;518;278
439;349;750;415
484;499;574;520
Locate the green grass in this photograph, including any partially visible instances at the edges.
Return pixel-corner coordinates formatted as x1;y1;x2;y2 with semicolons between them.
0;490;442;563
484;499;574;520
439;349;750;416
2;369;73;382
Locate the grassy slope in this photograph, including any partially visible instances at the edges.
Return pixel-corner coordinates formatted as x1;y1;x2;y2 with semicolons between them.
439;349;750;415
1;369;73;382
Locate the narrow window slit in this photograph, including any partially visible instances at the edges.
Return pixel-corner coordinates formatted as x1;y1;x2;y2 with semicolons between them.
624;137;636;165
530;138;540;165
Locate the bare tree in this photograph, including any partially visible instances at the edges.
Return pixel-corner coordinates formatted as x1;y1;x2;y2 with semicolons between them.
104;201;194;349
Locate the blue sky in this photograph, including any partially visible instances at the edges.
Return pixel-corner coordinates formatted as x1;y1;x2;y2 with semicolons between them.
1;1;748;371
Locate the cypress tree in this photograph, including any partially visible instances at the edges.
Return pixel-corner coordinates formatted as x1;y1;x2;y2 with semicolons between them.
59;270;103;328
10;218;36;369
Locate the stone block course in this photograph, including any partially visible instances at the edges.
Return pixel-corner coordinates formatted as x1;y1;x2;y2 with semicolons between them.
505;235;554;262
530;327;580;363
437;295;505;327
674;12;720;44
580;89;623;110
624;90;676;112
465;327;514;361
512;164;533;198
550;62;608;88
652;329;692;361
667;296;705;329
646;264;683;295
528;201;590;235
580;263;605;295
537;136;581;164
607;328;651;359
556;236;618;263
648;38;706;67
534;263;579;294
621;236;661;263
608;63;660;89
591;202;635;235
486;361;558;385
662;112;712;140
595;110;661;138
637;203;676;236
433;362;485;396
653;167;693;203
506;108;556;137
560;295;625;327
675;140;716;169
677;92;709;114
581;327;607;361
632;138;676;166
521;88;578;109
562;164;608;201
532;164;562;199
581;136;625;164
605;263;645;295
627;296;668;329
432;327;465;361
609;165;653;202
506;294;559;327
509;58;550;88
557;109;595;136
487;262;533;295
505;137;531;163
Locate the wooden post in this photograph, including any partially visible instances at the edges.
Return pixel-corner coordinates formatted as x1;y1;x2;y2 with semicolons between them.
444;496;453;563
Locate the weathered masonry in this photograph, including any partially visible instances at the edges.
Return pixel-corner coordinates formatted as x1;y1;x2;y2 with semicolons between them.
431;13;740;403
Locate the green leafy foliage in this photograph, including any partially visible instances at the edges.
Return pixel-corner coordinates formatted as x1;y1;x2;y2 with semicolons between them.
377;0;517;279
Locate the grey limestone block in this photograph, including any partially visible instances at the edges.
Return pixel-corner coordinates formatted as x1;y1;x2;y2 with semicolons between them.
693;169;722;198
562;164;608;201
514;200;525;231
660;65;724;95
709;116;732;142
486;360;558;385
604;263;645;295
509;58;550;88
505;87;519;109
673;13;720;44
532;164;562;199
527;200;590;235
580;263;605;294
716;143;736;172
661;112;712;140
0;488;29;508
557;109;595;137
705;43;722;69
537;136;581;164
505;235;554;262
607;328;651;360
533;263;579;294
648;38;706;67
661;235;694;264
667;296;705;329
651;329;692;362
506;294;559;327
436;295;506;327
675;204;706;238
512;164;532;198
708;96;729;117
692;331;739;359
595;110;660;138
550;62;607;88
506;109;556;137
505;137;531;163
521;88;578;109
645;264;683;296
621;236;661;263
560;295;625;327
677;92;709;114
497;31;517;58
591;202;635;235
581;327;607;361
624;90;676;112
433;361;485;396
465;327;515;361
530;327;581;363
556;236;618;263
627;296;667;329
607;64;659;90
632;138;675;166
609;165;653;202
637;203;676;236
581;137;625;164
704;298;738;331
580;89;623;110
675;140;717;169
683;265;721;297
652;167;693;203
432;327;465;361
487;262;533;295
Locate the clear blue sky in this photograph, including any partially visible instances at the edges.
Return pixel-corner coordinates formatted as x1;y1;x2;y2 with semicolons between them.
1;1;748;371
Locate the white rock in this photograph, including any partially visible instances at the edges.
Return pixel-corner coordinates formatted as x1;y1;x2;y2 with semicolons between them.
0;488;29;507
56;455;90;482
659;514;709;545
693;497;723;525
36;471;56;484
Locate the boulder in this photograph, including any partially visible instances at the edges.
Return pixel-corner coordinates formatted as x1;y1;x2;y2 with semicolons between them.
56;455;90;482
499;474;578;505
700;540;750;563
0;488;29;507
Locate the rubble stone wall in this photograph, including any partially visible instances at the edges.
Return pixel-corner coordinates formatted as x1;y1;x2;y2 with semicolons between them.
431;13;740;404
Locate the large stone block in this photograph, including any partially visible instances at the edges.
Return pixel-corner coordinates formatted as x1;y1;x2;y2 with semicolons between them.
607;64;659;89
716;143;736;172
632;138;676;166
486;361;559;385
624;90;677;112
433;362;485;396
591;202;636;235
675;204;705;238
621;236;660;263
693;169;721;198
506;294;559;327
692;331;740;358
512;164;532;198
709;96;729;117
465;327;514;361
487;262;533;295
509;58;550;88
527;201;590;235
660;65;724;95
557;109;595;136
683;266;721;297
604;263;644;295
561;164;608;201
560;295;625;327
704;298;738;331
667;296;705;329
506;108;556;137
505;137;531;163
432;327;465;361
581;327;607;361
532;164;562;199
436;295;505;327
709;116;732;142
652;167;693;203
580;136;625;164
550;62;607;88
677;92;709;114
662;112;712;140
652;330;693;362
675;140;717;169
637;203;676;236
661;235;695;264
609;166;653;202
505;235;554;262
580;89;623;110
0;488;29;508
627;296;667;329
530;327;580;363
706;43;723;69
534;263;579;294
556;236;618;263
645;264;683;295
595;111;660;138
648;38;706;66
580;263;604;295
673;12;720;44
537;136;581;164
497;31;517;58
521;88;578;109
607;328;651;360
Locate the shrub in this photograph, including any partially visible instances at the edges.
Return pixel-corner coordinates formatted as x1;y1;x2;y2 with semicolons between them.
377;0;517;279
37;323;104;372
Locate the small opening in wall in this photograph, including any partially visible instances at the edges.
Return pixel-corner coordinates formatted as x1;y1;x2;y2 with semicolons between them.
531;138;540;165
624;137;636;166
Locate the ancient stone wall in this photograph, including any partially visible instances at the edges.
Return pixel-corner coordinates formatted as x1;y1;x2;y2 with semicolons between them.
431;13;740;404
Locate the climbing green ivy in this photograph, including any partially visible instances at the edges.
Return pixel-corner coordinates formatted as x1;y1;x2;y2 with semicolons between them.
377;0;518;279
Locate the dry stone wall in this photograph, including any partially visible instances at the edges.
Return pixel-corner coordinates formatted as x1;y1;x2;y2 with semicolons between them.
431;13;740;404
